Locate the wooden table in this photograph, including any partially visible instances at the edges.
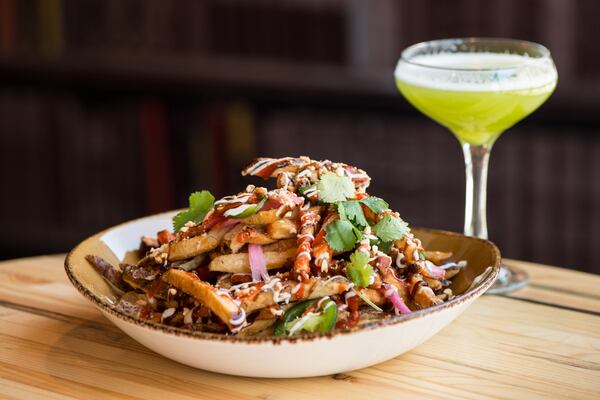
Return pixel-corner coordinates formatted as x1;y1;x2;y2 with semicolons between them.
0;255;598;399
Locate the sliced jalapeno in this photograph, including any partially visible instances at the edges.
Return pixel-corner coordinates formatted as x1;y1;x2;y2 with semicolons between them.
273;299;317;336
274;298;338;336
223;197;267;219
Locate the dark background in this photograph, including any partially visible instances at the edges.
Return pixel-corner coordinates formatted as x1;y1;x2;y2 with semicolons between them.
0;0;599;274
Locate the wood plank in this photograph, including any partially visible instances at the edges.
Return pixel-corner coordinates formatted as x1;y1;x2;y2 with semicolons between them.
503;258;600;313
504;258;600;298
0;255;598;399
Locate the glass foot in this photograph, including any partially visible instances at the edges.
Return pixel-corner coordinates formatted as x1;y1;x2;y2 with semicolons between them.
485;264;529;295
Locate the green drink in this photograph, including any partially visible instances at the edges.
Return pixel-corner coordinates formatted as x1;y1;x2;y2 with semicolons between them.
395;39;557;293
395;53;557;146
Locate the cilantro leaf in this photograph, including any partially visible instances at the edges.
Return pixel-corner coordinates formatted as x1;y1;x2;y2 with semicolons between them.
338;201;368;227
325;220;360;252
345;251;374;288
337;201;347;221
375;240;394;254
360;196;389;214
172;191;215;232
373;215;409;242
317;172;355;203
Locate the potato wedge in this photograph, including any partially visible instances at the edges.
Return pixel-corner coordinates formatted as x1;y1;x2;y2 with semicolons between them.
240;209;278;225
266;219;297;239
236;319;277;337
209;248;296;273
171;254;207;272
424;250;453;265
162;269;243;329
263;238;296;252
223;224;244;242
168;226;230;261
360;288;386;306
239;276;351;313
229;225;277;253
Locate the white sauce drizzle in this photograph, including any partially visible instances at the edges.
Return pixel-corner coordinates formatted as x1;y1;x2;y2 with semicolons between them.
229;308;247;326
183;307;194;325
396;252;405;268
223;203;255;217
298;233;314;241
215;194;252;207
161;307;176;322
288;312;318;336
291;282;304;295
345;290;357;301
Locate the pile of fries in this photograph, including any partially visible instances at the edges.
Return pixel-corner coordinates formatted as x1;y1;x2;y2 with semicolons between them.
87;156;466;336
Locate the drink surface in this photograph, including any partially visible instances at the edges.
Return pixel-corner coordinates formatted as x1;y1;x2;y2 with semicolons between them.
395;53;557;145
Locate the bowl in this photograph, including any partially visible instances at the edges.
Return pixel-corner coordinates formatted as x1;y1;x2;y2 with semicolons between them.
65;211;500;378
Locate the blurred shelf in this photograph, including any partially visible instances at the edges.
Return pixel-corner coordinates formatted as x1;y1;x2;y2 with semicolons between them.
1;53;600;121
0;53;392;100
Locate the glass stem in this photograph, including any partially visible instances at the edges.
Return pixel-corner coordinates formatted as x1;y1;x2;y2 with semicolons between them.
462;143;491;239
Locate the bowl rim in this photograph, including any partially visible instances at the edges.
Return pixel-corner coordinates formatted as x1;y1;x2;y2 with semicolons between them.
64;210;501;344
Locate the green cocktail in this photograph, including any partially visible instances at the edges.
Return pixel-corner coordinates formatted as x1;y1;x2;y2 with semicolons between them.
396;53;557;146
395;39;558;293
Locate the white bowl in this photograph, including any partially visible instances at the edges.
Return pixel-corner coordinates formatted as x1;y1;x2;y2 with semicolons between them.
65;211;500;378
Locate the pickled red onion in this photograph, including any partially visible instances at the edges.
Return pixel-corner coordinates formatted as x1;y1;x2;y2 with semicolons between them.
248;244;269;281
383;284;411;314
426;261;445;278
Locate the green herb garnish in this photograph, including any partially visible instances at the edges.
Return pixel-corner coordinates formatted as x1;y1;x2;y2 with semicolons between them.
345;251;374;288
172;191;215;232
373;214;409;242
274;298;337;336
375;240;394;254
360;196;389;214
337;200;368;227
317;172;355;203
325;220;361;252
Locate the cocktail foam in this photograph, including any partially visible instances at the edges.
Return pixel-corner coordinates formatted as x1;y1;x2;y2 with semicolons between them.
395;53;557;92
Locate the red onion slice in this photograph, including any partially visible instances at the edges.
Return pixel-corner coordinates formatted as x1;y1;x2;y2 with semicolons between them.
248;244;269;281
383;284;411;314
261;199;282;211
426;261;445;278
215;218;240;230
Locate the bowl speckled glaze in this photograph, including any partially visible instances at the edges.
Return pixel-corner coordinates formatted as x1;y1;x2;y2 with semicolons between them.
65;211;500;378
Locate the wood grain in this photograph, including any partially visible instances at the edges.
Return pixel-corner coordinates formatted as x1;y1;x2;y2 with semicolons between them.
0;255;598;400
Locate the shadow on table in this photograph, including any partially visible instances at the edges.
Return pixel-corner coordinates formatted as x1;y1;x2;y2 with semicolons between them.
41;316;407;396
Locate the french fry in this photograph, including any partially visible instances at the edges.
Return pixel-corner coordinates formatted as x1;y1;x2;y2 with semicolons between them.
240;209;279;225
162;269;243;329
171;253;207;271
241;157;308;178
263;238;296;252
223;224;244;242
266;219;297;239
424;250;453;265
360;288;386;306
229;225;277;253
236;308;278;337
209;248;296;273
85;255;126;291
236;319;277;337
239;276;351;313
407;273;442;308
168;226;230;261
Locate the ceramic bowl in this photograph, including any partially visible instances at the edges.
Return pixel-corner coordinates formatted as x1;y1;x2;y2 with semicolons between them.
65;211;500;378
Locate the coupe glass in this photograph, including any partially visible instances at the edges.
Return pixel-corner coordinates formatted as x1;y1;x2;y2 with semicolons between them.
395;38;557;294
